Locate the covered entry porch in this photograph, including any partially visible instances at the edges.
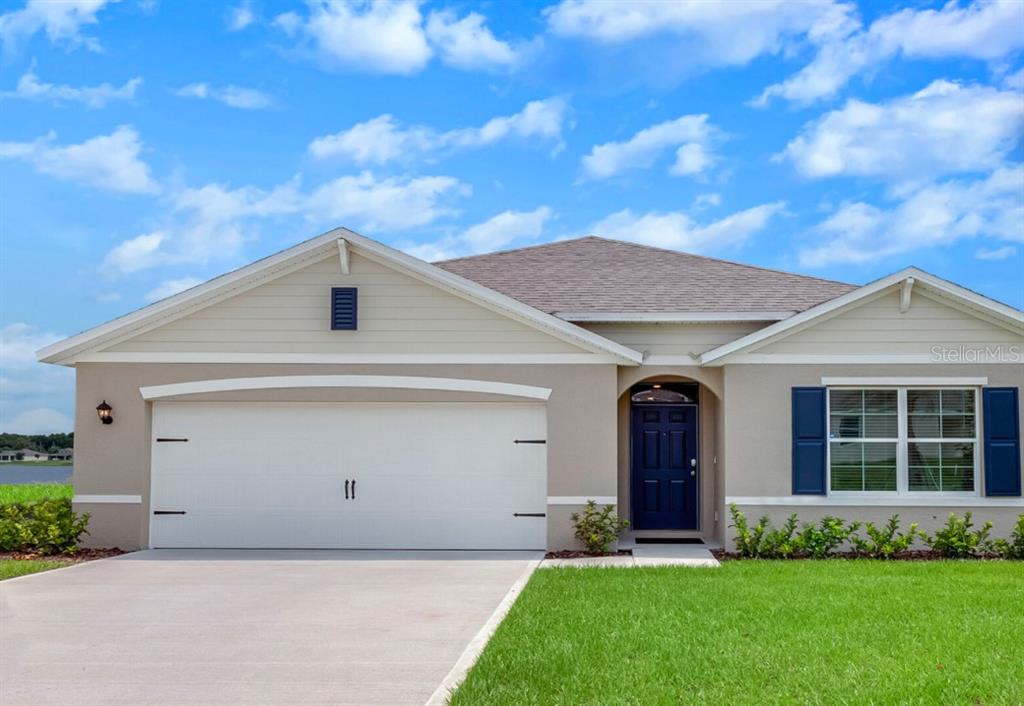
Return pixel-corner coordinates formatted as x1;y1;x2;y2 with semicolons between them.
616;367;725;546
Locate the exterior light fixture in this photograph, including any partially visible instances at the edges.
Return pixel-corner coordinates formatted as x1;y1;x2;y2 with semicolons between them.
96;400;113;425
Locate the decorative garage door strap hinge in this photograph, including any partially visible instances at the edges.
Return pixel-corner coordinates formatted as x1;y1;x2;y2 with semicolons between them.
153;510;186;515
155;437;189;442
513;512;546;517
513;439;546;444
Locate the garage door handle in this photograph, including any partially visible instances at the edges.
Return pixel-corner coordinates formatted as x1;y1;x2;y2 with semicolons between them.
514;439;546;444
351;479;356;499
153;510;186;515
514;513;546;517
344;480;349;499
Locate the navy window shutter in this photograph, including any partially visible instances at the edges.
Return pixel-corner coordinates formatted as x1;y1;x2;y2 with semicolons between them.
982;387;1021;497
331;287;358;330
792;387;827;495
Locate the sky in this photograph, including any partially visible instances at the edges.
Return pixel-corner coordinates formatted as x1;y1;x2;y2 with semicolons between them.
1;0;1023;434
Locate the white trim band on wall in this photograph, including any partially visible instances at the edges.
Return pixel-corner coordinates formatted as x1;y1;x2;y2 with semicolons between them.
140;375;553;401
726;496;1024;508
821;377;989;386
74;494;143;504
548;496;617;505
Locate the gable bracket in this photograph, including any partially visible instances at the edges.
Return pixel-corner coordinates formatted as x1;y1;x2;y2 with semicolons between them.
337;238;350;275
900;277;915;314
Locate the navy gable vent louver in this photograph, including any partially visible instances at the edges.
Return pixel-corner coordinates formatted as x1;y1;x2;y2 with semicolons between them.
331;287;358;330
982;387;1021;497
792;387;827;495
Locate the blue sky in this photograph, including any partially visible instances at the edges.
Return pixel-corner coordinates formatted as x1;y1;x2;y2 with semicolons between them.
1;0;1022;433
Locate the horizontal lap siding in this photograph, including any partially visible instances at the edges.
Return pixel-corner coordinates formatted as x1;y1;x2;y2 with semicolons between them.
755;291;1023;355
106;253;582;355
580;322;765;356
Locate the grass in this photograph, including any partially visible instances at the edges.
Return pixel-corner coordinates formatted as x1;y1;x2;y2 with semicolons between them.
0;558;69;581
0;483;74;504
451;561;1024;706
3;460;73;466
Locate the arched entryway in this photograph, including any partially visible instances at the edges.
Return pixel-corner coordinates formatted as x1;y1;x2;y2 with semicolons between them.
616;369;723;541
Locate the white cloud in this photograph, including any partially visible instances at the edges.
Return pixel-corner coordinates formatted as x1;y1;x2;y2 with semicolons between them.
1003;66;1024;91
694;192;722;209
226;1;255;31
0;125;159;194
0;0;117;55
1;70;140;108
589;202;786;253
0;323;73;433
277;0;432;75
581;114;718;180
800;166;1024;267
176;82;272;109
781;81;1023;181
305;172;465;232
145;277;203;302
425;9;519;71
545;0;851;66
309;97;568;163
976;245;1018;261
102;171;467;274
757;0;1024;105
407;206;554;261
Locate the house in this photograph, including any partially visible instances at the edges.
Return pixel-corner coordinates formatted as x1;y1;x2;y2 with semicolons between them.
10;448;50;462
49;448;74;461
0;449;15;463
36;229;1023;551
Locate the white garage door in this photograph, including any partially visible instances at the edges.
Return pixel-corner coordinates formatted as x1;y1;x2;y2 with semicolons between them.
149;402;547;549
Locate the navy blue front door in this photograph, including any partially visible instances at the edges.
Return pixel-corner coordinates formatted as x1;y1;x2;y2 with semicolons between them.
631;405;698;530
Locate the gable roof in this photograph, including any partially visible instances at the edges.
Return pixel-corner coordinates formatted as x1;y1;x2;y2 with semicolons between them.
37;228;644;366
699;267;1024;365
436;236;855;318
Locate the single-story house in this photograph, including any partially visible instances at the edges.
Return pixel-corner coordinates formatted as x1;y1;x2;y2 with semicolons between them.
8;449;50;462
49;448;74;461
0;449;16;463
37;229;1023;550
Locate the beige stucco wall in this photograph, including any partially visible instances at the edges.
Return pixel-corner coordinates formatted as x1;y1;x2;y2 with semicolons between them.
580;322;765;358
719;363;1024;545
72;362;619;550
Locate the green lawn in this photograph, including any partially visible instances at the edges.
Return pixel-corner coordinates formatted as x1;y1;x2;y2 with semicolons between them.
451;561;1024;706
3;460;73;466
0;558;68;580
0;483;74;504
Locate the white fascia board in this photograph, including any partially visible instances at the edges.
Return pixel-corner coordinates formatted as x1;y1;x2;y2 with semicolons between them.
73;352;622;365
338;228;643;364
821;377;989;386
140;375;553;401
553;311;794;323
699;267;1024;367
37;229;344;365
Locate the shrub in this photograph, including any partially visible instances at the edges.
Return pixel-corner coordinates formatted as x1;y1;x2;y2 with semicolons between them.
0;499;90;555
570;500;629;554
729;504;770;558
795;516;861;558
849;515;920;559
992;514;1024;560
922;512;995;558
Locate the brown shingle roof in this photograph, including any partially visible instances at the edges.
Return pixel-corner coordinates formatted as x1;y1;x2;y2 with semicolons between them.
435;236;856;315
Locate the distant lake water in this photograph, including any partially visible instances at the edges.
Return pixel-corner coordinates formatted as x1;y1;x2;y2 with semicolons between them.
0;465;73;484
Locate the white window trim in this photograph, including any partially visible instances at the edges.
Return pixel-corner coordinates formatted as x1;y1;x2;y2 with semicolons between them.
826;386;981;498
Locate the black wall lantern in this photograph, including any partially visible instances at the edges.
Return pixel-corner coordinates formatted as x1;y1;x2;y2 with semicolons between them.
96;400;113;425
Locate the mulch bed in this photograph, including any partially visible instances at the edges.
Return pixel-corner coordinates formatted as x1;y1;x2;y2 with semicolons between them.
710;549;1011;561
1;548;127;563
545;549;633;559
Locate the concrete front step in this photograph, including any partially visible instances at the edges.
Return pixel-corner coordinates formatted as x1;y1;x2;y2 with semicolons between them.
541;545;720;568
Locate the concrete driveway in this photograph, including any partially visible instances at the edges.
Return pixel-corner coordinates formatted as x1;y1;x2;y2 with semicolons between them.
1;549;540;706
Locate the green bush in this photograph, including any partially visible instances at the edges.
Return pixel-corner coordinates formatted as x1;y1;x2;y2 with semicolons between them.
849;515;920;559
729;504;771;558
570;500;629;554
795;516;861;558
992;515;1024;560
0;499;90;555
922;512;995;558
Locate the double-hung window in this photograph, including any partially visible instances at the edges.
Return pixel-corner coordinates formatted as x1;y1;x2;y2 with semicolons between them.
828;387;979;495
